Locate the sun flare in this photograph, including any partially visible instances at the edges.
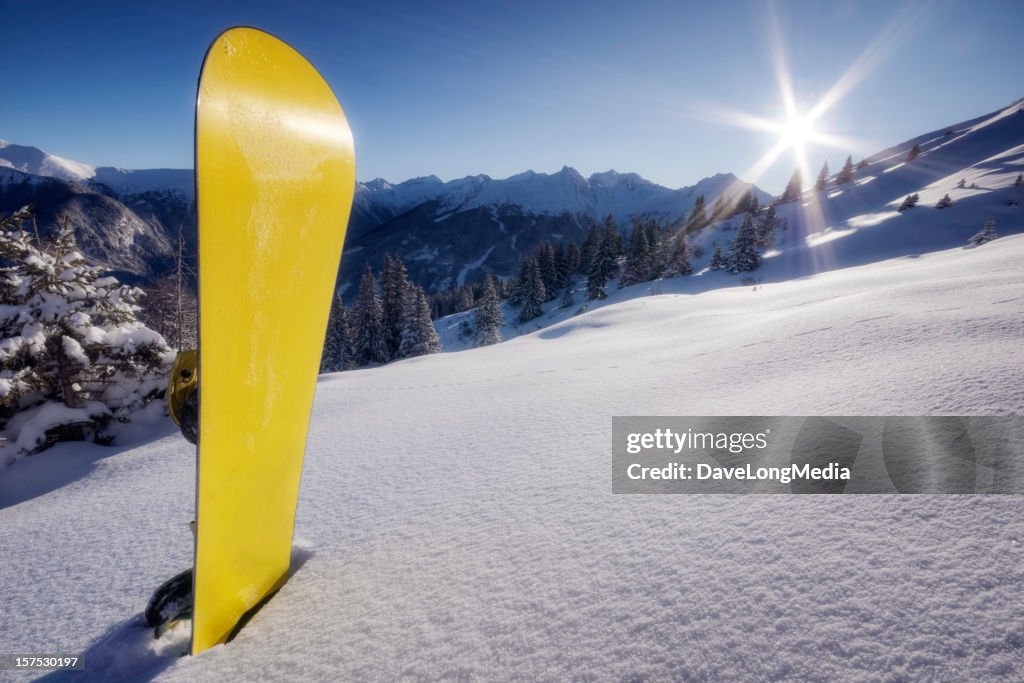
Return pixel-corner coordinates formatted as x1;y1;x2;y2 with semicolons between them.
779;113;816;147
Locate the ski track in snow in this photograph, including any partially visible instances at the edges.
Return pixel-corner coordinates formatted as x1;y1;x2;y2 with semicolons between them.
2;235;1024;682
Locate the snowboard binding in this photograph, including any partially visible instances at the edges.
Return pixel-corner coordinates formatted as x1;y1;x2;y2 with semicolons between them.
168;350;198;445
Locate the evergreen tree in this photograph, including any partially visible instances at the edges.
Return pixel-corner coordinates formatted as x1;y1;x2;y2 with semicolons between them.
780;169;802;204
708;242;727;270
353;264;387;365
662;235;692;277
473;277;504;346
936;193;953;209
560;275;575;308
727;213;760;273
906;143;921;162
0;210;172;450
381;254;412;360
566;243;581;286
957;178;967;189
535;242;559;300
756;205;778;247
897;193;920;211
644;219;666;278
815;161;830;191
517;258;545;323
398;286;441;358
968;219;998;246
553;243;568;288
602;215;623;261
836;155;855;184
456;286;474;312
686;195;708;231
1015;172;1023;187
580;223;602;277
508;256;533;308
620;218;652;287
856;158;869;170
320;292;353;373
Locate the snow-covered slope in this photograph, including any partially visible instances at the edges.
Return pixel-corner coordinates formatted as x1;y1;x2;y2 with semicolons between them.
2;234;1022;681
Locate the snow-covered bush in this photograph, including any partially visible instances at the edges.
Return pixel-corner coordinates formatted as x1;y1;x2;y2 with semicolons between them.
0;209;173;457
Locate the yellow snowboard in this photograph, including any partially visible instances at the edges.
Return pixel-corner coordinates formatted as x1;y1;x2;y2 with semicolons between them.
193;27;355;654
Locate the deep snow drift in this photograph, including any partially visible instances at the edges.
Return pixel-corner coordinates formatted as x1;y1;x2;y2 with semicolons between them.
2;233;1022;681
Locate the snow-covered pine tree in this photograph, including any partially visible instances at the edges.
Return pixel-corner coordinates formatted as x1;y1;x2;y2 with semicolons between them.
968;218;998;246
836;155;856;184
398;286;441;358
620;218;652;287
815;161;829;191
727;212;760;273
553;243;568;289
756;205;778;247
352;264;388;365
708;242;727;270
645;219;666;276
779;169;802;204
662;234;692;277
517;258;546;323
936;193;953;209
381;254;412;360
456;286;474;312
907;143;921;162
320;292;353;373
0;210;172;454
508;256;533;308
473;277;504;346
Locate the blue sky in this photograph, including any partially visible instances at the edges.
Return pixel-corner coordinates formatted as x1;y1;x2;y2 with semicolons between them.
1;0;1021;194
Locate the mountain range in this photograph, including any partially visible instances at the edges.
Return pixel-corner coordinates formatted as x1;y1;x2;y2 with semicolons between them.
0;139;767;293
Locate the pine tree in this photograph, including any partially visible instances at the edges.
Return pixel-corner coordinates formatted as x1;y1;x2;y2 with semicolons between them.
508;256;533;308
957;178;966;189
780;169;802;204
602;215;623;261
517;258;546;322
708;242;727;270
935;193;953;209
686;195;708;232
968;219;998;246
566;243;581;285
620;219;652;287
727;213;760;273
756;205;778;247
856;158;869;170
1016;172;1023;187
907;143;921;162
473;277;504;346
352;264;387;365
380;254;412;360
579;223;602;277
560;275;575;308
456;286;474;312
398;286;441;358
0;210;172;450
836;155;855;184
898;193;920;212
535;242;559;300
320;292;353;373
662;235;692;277
815;161;830;191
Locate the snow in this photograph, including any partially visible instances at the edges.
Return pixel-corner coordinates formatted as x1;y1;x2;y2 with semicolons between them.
1;232;1022;681
2;98;1024;682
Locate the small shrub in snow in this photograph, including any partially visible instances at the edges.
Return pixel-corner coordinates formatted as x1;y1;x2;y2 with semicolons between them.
935;194;953;209
968;219;998;246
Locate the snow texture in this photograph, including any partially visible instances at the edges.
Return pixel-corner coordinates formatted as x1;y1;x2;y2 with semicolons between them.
1;234;1022;681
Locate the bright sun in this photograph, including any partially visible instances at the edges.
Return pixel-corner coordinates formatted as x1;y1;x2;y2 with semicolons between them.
779;113;816;147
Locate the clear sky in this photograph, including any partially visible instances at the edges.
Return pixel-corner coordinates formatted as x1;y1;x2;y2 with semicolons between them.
1;0;1021;194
